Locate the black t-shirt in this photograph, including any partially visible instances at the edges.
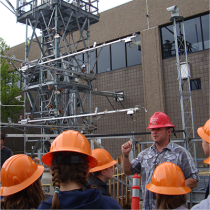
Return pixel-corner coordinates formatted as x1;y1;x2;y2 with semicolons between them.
1;146;13;168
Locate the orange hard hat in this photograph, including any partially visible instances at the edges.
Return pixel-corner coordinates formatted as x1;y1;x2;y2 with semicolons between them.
147;112;175;129
203;157;210;165
89;148;117;173
42;130;98;168
0;154;44;196
197;119;210;144
146;162;191;195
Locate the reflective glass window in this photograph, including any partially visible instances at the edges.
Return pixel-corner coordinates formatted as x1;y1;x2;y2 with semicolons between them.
184;17;203;52
190;78;201;91
161;14;209;59
161;25;176;58
97;45;111;73
201;14;210;49
84;50;97;73
111;41;126;70
126;34;142;66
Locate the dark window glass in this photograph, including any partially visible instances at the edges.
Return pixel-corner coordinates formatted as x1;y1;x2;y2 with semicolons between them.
201;14;210;49
161;14;208;59
84;50;97;73
97;45;111;73
73;54;83;71
190;78;201;90
126;34;142;66
184;17;203;52
161;25;176;58
111;42;126;70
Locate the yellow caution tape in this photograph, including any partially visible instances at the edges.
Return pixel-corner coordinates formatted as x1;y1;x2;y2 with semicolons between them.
113;173;125;177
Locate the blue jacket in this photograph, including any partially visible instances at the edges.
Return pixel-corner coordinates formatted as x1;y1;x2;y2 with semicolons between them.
38;188;122;209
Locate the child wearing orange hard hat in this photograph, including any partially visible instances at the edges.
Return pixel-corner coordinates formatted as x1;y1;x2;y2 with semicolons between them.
38;130;122;209
0;154;45;209
88;148;117;196
146;162;191;210
190;119;210;210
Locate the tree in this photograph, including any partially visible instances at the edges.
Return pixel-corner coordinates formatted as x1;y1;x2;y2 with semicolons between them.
0;38;23;123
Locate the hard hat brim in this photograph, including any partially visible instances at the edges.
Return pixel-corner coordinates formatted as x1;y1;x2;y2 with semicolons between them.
203;157;210;165
89;160;117;173
146;183;191;195
0;164;44;196
147;124;175;129
42;148;98;168
197;127;210;144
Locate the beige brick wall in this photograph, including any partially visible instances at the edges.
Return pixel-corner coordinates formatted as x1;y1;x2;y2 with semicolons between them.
141;26;164;127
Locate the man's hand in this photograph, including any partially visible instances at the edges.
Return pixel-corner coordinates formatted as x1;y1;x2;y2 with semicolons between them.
121;141;133;175
33;157;40;165
121;141;132;156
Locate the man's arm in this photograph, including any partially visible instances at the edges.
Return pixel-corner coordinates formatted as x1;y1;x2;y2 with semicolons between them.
179;148;199;190
121;141;133;175
185;178;198;189
122;154;132;175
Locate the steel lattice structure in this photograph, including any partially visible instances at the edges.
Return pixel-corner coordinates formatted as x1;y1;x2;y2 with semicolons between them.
170;14;195;139
2;0;128;157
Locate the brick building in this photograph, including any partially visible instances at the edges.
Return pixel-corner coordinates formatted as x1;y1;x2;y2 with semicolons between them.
4;0;209;162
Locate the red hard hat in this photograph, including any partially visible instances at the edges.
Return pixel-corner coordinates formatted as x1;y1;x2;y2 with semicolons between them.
146;162;191;195
89;148;117;173
0;154;44;196
42;130;98;168
147;112;175;129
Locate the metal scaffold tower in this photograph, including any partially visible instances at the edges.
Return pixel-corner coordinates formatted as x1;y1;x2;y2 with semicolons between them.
168;6;195;140
16;0;101;157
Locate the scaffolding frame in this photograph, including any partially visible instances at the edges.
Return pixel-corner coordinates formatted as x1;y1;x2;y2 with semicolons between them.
170;15;195;139
13;0;101;157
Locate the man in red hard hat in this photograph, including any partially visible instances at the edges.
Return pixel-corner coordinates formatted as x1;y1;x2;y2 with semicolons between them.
121;112;199;210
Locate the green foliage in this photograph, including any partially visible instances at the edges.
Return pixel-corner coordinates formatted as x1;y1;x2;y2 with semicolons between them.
0;37;9;55
0;38;23;123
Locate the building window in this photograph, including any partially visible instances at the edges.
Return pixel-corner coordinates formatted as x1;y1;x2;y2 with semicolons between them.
190;78;201;90
96;33;141;73
111;41;126;70
184;17;203;52
161;24;176;58
126;34;142;67
97;45;111;73
201;14;210;49
161;13;209;59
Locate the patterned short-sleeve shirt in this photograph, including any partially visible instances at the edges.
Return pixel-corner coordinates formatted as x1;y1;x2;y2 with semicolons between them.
131;141;199;210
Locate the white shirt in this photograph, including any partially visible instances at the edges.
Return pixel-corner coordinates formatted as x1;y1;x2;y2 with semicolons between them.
190;194;210;210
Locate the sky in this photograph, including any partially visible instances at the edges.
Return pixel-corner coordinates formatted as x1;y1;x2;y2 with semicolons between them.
0;0;132;47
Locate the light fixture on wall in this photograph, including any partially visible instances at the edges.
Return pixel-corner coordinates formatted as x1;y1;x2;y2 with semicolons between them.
115;91;124;102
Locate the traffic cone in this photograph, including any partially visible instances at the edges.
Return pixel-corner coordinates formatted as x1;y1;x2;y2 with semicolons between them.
131;173;140;210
